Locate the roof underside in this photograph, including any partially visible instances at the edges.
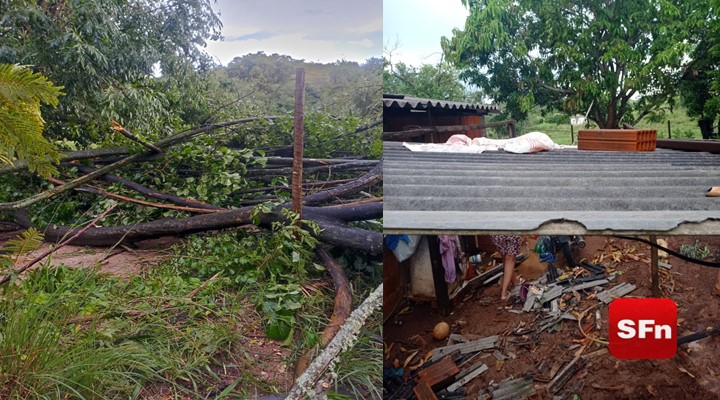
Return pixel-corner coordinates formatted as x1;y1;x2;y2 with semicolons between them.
383;95;498;113
384;141;720;235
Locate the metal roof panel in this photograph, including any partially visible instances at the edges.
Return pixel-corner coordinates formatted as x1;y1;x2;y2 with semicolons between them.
383;141;720;234
383;95;498;112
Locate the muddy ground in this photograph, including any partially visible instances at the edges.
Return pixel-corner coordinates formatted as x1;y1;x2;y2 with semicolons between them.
384;236;720;400
0;228;294;397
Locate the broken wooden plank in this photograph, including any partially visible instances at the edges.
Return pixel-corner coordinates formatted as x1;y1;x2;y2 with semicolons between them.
538;285;564;303
416;355;459;390
563;278;609;292
483;271;504;284
448;333;467;343
547;355;587;394
598;283;637;304
493;350;508;361
446;363;488;393
523;292;537;312
492;376;536;400
431;336;498;362
413;380;438;400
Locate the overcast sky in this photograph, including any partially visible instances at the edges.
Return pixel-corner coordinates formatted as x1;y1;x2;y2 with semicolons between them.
383;0;469;67
204;0;382;65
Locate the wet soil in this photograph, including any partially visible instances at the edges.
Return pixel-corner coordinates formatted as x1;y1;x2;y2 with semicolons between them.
384;236;720;400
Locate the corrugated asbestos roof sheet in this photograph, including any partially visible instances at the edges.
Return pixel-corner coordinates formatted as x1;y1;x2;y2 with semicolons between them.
384;141;720;235
383;95;498;113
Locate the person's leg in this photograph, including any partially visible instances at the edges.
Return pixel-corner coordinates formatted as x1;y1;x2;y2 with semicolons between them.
500;253;515;300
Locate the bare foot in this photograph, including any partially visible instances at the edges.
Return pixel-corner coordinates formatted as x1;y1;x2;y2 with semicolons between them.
500;290;511;301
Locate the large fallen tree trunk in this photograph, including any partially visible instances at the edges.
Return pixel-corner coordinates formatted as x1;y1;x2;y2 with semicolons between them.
15;202;383;255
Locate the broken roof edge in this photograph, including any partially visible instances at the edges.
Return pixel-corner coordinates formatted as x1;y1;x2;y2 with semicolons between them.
383;211;720;236
383;94;499;113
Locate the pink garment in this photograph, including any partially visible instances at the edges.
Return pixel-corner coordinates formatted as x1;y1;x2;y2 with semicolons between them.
439;235;458;283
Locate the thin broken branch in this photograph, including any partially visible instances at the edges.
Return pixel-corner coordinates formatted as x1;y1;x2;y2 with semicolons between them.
0;204;117;285
111;120;163;153
47;177;221;214
294;248;352;378
0;117;284;211
72;164;225;211
303;160;382;206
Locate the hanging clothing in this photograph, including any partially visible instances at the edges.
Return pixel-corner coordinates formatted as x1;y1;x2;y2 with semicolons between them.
439;235;458;283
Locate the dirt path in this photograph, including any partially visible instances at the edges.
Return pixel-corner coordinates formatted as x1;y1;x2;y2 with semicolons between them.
384;236;720;399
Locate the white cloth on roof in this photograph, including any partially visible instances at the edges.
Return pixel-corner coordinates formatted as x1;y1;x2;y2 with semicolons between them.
403;131;571;154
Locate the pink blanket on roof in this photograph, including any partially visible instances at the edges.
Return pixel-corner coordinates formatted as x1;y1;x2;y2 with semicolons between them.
403;131;561;154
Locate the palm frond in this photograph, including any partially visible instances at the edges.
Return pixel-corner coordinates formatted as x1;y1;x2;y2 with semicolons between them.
3;227;44;265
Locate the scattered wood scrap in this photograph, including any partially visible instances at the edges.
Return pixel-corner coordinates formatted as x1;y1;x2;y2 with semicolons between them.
431;335;498;362
491;376;536;400
597;283;637;304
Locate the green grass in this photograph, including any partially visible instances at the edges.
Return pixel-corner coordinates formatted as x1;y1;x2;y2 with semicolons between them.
497;104;704;145
0;220;382;399
0;263;249;399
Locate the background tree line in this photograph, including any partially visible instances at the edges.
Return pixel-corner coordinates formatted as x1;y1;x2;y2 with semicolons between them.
385;0;720;139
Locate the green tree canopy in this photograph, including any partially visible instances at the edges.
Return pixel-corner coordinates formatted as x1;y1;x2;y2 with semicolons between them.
0;0;222;143
679;1;720;138
442;0;698;128
0;64;62;177
383;58;479;102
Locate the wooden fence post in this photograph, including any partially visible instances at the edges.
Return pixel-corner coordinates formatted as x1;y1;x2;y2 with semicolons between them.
292;68;306;222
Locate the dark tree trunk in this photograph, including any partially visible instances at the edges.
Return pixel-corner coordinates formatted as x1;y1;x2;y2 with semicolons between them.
699;118;714;140
15;203;382;255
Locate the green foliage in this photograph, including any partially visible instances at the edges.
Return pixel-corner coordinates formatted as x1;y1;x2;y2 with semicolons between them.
0;227;44;271
0;0;222;143
0;64;63;176
678;1;720;139
0;262;250;399
443;0;699;128
170;207;322;344
519;101;701;145
383;58;480;101
679;240;711;260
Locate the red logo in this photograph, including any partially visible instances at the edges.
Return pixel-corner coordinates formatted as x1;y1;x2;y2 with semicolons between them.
608;298;677;359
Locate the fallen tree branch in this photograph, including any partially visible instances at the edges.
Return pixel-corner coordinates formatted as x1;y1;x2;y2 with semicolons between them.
303;160;383;206
294;248;352;378
72;164;225;211
0;153;145;211
47;177;221;214
1;117;287;176
0;204;117;285
247;161;376;178
231;178;354;196
264;157;374;167
0;117;286;210
185;271;223;299
285;283;383;400
111;120;163;153
16;202;383;254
